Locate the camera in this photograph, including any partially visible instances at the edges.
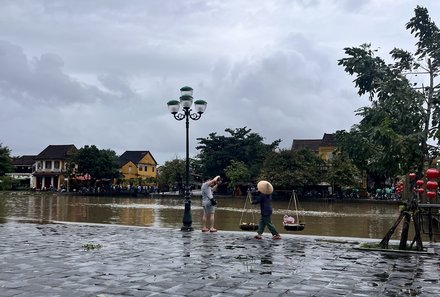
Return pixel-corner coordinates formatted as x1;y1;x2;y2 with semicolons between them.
210;198;217;206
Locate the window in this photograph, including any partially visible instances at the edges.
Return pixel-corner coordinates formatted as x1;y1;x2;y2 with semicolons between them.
138;165;143;171
144;165;148;171
37;162;42;169
152;166;155;172
54;161;60;169
128;166;132;173
45;161;52;169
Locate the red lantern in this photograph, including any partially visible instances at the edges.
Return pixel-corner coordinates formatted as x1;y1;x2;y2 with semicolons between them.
426;168;440;179
409;173;416;180
417;188;425;194
427;191;436;199
416;179;424;187
426;181;439;190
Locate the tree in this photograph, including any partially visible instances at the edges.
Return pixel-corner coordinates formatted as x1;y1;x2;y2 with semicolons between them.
259;149;326;190
338;6;440;177
96;149;121;180
71;145;120;184
196;127;281;181
157;158;186;192
0;143;13;176
225;160;251;193
338;6;440;250
337;45;423;180
325;152;362;190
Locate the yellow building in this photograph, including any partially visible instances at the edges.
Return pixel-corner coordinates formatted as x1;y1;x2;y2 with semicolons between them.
318;133;335;161
118;151;158;183
292;133;368;194
291;133;335;161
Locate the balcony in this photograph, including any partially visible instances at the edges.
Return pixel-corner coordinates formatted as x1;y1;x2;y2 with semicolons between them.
33;168;65;174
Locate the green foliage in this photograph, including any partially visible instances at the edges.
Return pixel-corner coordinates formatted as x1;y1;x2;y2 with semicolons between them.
325;152;361;188
0;176;12;190
81;243;102;250
225;160;251;191
337;6;440;179
70;145;120;182
196;127;281;181
259;149;326;190
97;149;121;180
335;122;420;179
157;158;186;191
0;144;13;176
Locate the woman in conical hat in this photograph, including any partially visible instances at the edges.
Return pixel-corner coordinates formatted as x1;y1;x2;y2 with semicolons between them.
251;180;281;240
257;180;273;195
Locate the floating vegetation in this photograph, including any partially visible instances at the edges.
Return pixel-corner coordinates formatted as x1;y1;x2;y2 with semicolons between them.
82;243;102;250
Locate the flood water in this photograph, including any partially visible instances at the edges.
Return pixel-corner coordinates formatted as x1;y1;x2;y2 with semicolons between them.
0;191;425;240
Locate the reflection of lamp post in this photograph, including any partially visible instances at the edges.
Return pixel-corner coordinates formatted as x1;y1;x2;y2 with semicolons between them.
167;86;207;231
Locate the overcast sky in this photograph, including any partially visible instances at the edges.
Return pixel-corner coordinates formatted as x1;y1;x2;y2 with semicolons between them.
1;0;439;165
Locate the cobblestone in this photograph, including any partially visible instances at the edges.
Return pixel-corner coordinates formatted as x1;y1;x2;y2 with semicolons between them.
0;222;439;296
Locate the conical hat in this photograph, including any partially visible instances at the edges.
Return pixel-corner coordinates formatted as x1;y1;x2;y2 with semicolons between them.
257;180;273;195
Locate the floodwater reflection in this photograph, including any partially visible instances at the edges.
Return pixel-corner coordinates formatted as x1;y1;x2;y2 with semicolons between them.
0;191;426;240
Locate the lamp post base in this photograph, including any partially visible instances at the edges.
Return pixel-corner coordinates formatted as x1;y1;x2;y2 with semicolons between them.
181;195;193;232
180;226;194;232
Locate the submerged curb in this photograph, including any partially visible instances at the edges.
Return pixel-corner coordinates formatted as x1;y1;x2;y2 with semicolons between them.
354;245;437;255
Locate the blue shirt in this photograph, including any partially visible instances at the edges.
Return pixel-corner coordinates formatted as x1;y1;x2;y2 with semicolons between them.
252;194;273;216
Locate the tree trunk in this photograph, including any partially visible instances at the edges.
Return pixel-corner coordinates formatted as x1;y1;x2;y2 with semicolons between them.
399;212;411;250
412;207;424;251
380;212;405;249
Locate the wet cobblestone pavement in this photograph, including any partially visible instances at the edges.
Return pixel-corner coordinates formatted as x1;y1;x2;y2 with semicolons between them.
0;222;439;296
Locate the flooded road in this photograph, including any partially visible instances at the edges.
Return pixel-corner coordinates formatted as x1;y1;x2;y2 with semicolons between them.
0;191;419;240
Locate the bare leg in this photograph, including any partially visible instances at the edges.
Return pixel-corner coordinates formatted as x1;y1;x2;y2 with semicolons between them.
202;212;208;230
209;213;215;229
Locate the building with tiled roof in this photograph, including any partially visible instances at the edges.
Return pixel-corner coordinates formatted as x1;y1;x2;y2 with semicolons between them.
318;133;336;161
5;155;37;189
118;151;157;183
12;155;36;173
291;139;321;154
292;133;336;161
32;144;77;190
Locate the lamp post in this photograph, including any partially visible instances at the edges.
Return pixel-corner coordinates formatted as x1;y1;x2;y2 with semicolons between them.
167;86;207;231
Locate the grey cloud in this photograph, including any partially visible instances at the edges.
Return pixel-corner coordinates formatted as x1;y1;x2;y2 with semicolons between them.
98;73;136;98
198;32;362;148
0;40;132;106
2;0;439;165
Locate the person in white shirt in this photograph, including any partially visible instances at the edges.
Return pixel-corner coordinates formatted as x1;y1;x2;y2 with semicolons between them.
201;175;220;232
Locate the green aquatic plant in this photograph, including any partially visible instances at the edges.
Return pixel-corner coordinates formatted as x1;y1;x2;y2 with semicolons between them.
82;243;102;251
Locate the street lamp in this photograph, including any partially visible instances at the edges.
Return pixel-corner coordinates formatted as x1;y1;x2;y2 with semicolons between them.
167;86;207;231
